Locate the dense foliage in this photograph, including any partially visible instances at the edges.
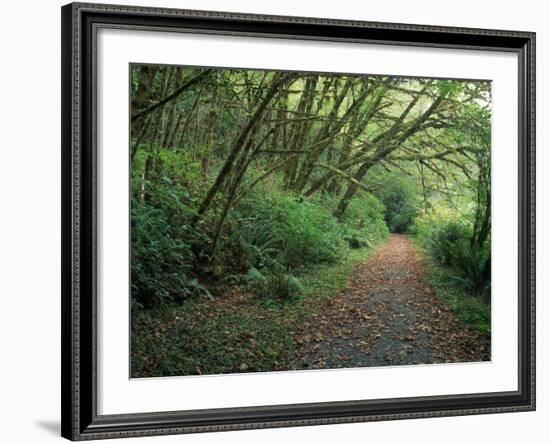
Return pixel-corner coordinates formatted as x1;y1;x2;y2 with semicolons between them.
414;210;491;299
131;179;389;307
368;168;420;233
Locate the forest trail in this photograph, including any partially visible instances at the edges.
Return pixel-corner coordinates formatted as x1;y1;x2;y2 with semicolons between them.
289;234;490;369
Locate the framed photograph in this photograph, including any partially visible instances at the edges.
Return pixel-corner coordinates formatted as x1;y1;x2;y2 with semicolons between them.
61;2;535;440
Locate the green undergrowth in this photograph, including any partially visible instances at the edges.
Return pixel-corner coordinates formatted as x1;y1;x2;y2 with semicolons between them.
131;245;378;378
299;248;377;301
413;241;491;335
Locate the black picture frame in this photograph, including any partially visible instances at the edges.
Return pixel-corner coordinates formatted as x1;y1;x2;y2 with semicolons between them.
61;2;536;440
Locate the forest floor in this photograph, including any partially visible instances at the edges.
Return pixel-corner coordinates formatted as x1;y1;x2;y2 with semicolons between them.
132;234;490;377
288;234;490;369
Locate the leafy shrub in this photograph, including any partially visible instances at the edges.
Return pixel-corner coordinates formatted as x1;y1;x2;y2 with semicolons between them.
219;190;354;301
448;239;491;298
232;191;347;271
374;177;419;233
338;192;389;248
244;267;304;301
424;221;470;266
131;202;190;308
343;228;369;249
130;178;209;309
415;212;491;299
363;168;420;233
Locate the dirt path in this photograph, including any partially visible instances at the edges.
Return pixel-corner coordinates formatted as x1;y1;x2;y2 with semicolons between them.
289;234;490;370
